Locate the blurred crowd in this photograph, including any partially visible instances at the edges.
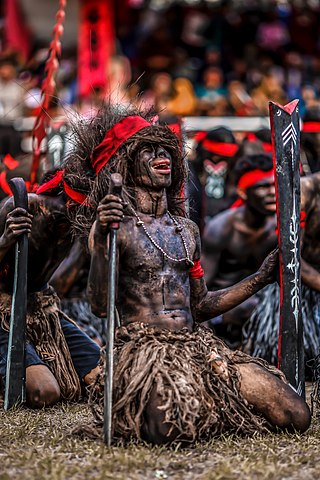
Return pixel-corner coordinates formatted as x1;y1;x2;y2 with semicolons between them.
1;0;320;362
0;2;320;125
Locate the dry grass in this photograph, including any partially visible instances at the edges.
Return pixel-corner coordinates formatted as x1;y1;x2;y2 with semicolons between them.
1;395;320;480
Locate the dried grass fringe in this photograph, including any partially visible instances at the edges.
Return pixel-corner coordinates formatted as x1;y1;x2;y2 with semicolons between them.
0;286;81;401
86;323;286;443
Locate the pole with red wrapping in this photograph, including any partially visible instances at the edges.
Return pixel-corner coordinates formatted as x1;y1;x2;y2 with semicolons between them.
269;99;305;398
31;0;67;188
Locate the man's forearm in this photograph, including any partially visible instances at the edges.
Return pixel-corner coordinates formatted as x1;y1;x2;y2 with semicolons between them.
194;271;267;322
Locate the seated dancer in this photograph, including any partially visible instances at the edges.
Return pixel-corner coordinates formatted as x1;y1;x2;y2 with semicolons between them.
0;159;101;408
188;127;239;232
73;107;310;444
50;238;103;346
245;171;320;370
201;153;277;346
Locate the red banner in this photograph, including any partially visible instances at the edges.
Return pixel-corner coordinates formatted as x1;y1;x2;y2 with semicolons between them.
78;0;115;99
4;0;31;61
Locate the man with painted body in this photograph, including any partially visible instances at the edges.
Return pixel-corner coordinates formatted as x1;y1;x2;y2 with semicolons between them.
188;127;239;232
201;154;277;345
0;180;101;407
84;112;310;444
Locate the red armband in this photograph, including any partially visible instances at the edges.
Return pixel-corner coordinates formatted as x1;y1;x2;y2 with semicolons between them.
300;210;306;229
189;260;204;279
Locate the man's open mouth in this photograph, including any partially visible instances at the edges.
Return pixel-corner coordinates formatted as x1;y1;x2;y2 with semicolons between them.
151;159;171;173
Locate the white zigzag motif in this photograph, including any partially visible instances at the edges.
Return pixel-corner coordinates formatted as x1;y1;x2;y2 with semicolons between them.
282;122;297;147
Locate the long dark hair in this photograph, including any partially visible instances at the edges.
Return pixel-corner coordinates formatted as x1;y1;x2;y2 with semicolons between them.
62;104;187;238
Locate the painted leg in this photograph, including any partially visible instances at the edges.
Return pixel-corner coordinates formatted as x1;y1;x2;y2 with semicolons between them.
141;386;181;445
237;362;311;433
26;364;60;408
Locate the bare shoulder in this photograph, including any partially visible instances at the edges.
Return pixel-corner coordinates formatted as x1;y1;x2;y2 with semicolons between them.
203;208;237;242
301;173;320;213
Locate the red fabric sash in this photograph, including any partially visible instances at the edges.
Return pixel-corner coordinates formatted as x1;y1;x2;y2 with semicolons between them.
63;182;87;204
201;139;238;157
189;259;204;279
3;154;19;170
36;169;88;205
36;170;64;194
91;116;151;174
302;121;320;133
0;171;32;196
0;171;12;196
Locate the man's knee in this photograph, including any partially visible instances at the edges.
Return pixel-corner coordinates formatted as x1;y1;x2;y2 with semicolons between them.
27;383;60;408
141;387;180;445
238;363;311;433
26;364;61;408
276;395;311;433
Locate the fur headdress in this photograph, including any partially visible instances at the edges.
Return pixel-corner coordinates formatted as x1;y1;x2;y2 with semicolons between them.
62;104;187;237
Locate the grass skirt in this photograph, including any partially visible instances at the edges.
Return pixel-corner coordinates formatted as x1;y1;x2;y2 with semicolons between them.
0;287;81;401
87;322;286;442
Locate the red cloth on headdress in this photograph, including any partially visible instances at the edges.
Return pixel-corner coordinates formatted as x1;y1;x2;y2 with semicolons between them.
36;169;88;205
189;259;204;279
36;170;64;194
246;133;272;153
302;122;320;133
91;116;151;174
237;168;274;190
201;139;238;157
231;168;274;208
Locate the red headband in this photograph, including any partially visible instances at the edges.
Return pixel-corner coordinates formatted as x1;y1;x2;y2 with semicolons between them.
91;116;151;174
231;168;274;208
201;139;238;157
302;121;320;133
237;168;274;190
36;169;88;205
246;133;272;153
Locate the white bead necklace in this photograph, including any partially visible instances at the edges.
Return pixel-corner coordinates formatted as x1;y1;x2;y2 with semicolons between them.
132;210;194;267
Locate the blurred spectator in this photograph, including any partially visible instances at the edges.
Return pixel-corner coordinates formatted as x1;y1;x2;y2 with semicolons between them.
106;54;133;106
227;80;258;116
251;72;288;115
196;66;227;115
166;78;197;117
301;106;320;173
138;72;174;112
0;54;26;156
255;7;290;62
188;127;239;231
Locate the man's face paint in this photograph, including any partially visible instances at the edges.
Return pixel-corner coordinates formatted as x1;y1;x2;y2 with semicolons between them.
134;143;172;189
245;175;276;215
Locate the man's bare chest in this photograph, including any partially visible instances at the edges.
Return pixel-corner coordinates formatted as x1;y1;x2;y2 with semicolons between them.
223;223;277;268
120;217;196;273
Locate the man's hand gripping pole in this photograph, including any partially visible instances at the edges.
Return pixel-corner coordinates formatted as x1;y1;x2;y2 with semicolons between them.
4;178;28;410
104;173;122;446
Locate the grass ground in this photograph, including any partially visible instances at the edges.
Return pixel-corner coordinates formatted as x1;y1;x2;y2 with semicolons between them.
1;394;320;480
